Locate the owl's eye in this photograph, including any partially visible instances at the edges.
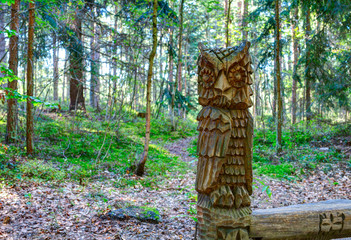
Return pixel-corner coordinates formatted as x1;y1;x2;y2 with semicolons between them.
233;72;241;81
200;67;215;88
228;65;247;87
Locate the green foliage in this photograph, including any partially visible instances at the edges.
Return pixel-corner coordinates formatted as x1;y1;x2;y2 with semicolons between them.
253;179;272;198
1;112;194;185
255;163;296;180
123;114;197;141
187;138;198;157
0;0;14;6
18;160;66;181
140;206;160;221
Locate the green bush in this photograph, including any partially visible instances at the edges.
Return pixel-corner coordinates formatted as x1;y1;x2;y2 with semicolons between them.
19;160;66;181
255;163;296;179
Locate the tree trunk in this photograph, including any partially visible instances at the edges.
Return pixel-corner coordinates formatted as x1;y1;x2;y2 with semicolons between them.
90;18;100;111
275;0;282;154
90;19;95;108
224;0;231;47
112;4;118;108
64;49;70;104
26;1;35;155
69;8;85;111
156;34;165;118
53;33;59;101
242;0;248;40
305;6;312;123
237;0;242;41
6;0;20;144
169;27;174;128
0;3;6;74
176;0;185;117
136;0;158;177
183;35;188;118
291;6;298;125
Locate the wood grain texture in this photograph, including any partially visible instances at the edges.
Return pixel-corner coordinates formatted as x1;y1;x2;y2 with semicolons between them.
196;41;254;239
250;199;351;240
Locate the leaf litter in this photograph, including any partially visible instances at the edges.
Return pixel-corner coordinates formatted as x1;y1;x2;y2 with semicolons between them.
1;137;351;239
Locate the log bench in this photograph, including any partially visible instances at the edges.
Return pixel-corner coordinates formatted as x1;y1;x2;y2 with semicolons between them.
251;199;351;240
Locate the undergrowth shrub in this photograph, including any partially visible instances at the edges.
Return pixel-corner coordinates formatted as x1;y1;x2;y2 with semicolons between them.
19;160;66;181
255;163;296;180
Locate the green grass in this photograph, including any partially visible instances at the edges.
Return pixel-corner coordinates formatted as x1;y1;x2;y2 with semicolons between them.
1;111;349;185
0;112;196;185
186;121;350;180
254;162;296;180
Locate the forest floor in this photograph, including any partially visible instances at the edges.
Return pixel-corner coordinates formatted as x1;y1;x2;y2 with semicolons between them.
1;132;351;239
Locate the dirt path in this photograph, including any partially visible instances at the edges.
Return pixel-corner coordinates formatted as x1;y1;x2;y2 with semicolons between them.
164;136;196;164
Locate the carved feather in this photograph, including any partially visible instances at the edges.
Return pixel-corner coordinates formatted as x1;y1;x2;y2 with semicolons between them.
196;107;231;194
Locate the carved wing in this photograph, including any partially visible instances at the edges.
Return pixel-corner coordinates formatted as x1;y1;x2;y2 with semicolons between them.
195;107;231;194
244;112;253;195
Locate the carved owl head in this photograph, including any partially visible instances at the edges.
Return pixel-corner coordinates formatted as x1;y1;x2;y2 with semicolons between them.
197;41;254;109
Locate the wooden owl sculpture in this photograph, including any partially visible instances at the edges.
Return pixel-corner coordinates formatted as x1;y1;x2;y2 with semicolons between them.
196;41;253;240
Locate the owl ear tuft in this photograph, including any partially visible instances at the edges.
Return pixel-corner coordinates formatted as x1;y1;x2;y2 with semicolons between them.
198;42;205;52
243;41;251;53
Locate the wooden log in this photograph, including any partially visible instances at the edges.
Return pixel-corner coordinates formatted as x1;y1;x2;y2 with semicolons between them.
250;199;351;240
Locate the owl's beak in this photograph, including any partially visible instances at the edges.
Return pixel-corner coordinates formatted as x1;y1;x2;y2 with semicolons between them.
214;71;231;92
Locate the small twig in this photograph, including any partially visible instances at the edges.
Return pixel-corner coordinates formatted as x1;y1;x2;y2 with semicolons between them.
194;222;198;240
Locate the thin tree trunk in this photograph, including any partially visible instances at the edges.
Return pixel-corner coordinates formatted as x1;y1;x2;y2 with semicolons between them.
112;4;118;108
175;0;185;118
64;49;69;104
26;1;35;155
156;34;165;118
136;0;158;176
0;3;6;76
69;8;85;111
183;36;188;118
90;18;100;110
90;18;96;108
169;27;174;127
305;6;312;123
53;33;59;101
242;0;248;40
224;0;232;47
6;0;20;143
237;0;242;41
275;0;282;154
291;6;298;125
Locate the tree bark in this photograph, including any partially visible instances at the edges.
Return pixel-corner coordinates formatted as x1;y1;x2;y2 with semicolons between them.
112;4;118;109
156;34;165;118
183;35;188;118
242;0;248;40
0;3;6;74
175;0;185;117
90;17;100;110
275;0;282;154
53;33;59;101
26;1;35;155
169;27;174;128
63;49;69;103
6;0;20;144
305;6;312;123
69;8;85;111
251;199;351;239
291;6;298;125
135;0;158;176
237;0;242;41
224;0;231;47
